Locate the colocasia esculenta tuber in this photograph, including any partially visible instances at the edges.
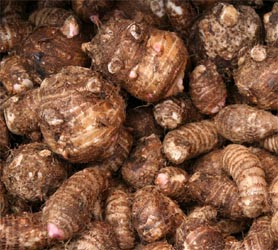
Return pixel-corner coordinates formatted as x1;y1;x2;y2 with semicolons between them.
136;241;174;250
42;167;110;240
82;14;189;103
188;172;243;219
38;66;125;163
214;104;278;143
153;94;203;130
105;185;135;249
260;133;278;154
234;45;278;110
264;2;278;45
189;2;262;79
0;212;52;250
3;88;41;141
163;120;220;164
0;177;8;216
121;134;165;189
154;166;190;204
222;144;268;218
0;114;9;158
189;60;227;115
22;26;89;78
2;142;68;203
0;55;42;95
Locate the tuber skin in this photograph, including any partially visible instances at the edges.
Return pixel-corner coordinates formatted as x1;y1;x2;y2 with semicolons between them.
105;185;135;249
3;88;41;141
154;166;190;204
64;221;119;250
125;106;163;140
22;26;89;78
153;94;203;130
0;212;52;250
0;55;42;95
0;17;33;53
121;134;165;189
189;60;227;115
264;2;278;45
189;2;262;79
38;66;125;163
2;142;69;203
82;15;189;103
234;45;278;110
188;172;243;219
163;119;220;164
136;241;174;250
249;147;278;184
222;144;268;218
0;176;8;216
0;114;9;158
239;215;274;250
214;104;278;143
42;166;110;240
260;133;278;154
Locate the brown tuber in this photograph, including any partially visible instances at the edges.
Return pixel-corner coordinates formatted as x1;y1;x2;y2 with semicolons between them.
234;45;278;110
136;241;174;250
264;2;278;45
2;142;68;203
82;15;189;102
214;104;278;143
163;119;220;164
38;66;125;163
121;134;165;189
222;144;268;218
189;60;227;115
260;133;278;154
42;166;110;240
0;114;9;158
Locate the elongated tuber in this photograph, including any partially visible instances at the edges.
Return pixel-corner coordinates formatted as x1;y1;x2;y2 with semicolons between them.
214;104;278;143
222;144;268;218
42;166;110;240
163;120;220;164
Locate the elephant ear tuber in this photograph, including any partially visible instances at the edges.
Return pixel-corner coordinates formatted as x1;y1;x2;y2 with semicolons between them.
260;133;278;154
82;15;189;102
38;66;125;163
42;166;110;240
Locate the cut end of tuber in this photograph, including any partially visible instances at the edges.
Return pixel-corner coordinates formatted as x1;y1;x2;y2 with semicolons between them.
47;223;64;240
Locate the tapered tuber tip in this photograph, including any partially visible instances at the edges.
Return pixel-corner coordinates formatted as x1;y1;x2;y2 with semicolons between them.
47;223;64;240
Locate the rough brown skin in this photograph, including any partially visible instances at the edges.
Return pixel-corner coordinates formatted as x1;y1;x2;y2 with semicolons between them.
240;216;274;250
222;144;268;218
38;66;125;163
191;149;224;176
0;212;52;250
0;114;9;158
3;88;41;141
132;185;176;242
0;18;33;53
136;241;174;250
189;60;227;115
121;134;165;189
249;147;278;184
125;106;163;140
93;127;133;173
165;0;196;38
0;55;42;95
214;104;278;143
234;45;278;110
188;172;243;219
188;205;217;222
22;26;89;78
64;221;119;250
269;175;278;211
260;133;278;154
216;218;248;237
71;0;114;23
82;15;189;103
2;142;68;203
154;166;190;204
153;94;203;130
189;3;262;79
37;0;70;9
163;120;220;164
42;166;110;240
175;216;225;250
105;186;135;249
7;195;31;215
0;177;8;216
264;2;278;45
